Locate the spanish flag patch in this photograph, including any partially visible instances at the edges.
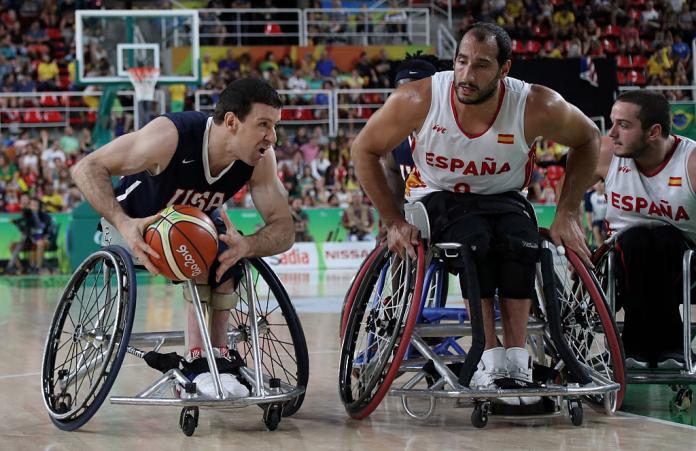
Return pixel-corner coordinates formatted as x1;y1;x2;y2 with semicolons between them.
669;176;682;187
497;134;514;144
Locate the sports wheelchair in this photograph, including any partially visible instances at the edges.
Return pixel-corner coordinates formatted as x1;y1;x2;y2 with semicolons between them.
41;229;309;436
593;232;696;410
339;202;624;428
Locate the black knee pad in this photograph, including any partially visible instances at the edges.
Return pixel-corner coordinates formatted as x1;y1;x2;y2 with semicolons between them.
499;258;537;299
497;234;540;299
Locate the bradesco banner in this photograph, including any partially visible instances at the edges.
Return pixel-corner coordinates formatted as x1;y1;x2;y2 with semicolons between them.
322;242;375;269
262;242;319;269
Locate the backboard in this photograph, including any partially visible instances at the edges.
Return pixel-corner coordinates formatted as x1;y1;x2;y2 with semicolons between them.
75;9;200;85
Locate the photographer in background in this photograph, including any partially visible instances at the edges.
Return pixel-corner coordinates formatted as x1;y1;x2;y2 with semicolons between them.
7;197;53;274
341;191;375;241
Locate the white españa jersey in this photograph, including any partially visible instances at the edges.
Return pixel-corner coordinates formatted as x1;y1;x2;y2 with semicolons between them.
604;135;696;244
405;71;536;201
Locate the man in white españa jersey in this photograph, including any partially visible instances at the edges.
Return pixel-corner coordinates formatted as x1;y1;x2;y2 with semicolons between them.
594;90;696;369
352;23;599;405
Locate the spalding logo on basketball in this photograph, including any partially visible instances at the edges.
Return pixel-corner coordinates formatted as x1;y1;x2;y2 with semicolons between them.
144;205;218;281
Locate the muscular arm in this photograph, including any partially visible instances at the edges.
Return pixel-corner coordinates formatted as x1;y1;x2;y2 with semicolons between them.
382;151;407;215
526;85;600;216
215;148;294;281
246;148;294;256
69;117;178;274
351;79;429;227
594;136;614;182
70;116;178;229
525;85;600;264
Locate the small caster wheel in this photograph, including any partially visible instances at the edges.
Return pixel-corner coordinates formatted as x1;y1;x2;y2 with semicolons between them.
179;406;199;436
471;404;489;429
674;388;693;411
263;404;282;431
569;403;583;426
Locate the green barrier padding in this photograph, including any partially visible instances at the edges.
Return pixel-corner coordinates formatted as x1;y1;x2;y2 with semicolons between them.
0;203;559;273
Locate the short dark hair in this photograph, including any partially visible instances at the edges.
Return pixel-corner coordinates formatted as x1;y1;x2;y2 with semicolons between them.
456;22;512;67
213;77;283;124
615;90;671;138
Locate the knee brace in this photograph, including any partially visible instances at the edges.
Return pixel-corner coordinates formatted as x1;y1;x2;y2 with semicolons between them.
183;284;212;304
208;291;240;310
498;235;539;299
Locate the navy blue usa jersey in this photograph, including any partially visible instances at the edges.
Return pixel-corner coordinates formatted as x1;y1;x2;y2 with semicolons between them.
391;136;415;181
114;111;254;218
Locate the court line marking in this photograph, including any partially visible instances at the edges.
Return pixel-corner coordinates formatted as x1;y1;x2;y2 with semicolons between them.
615;411;696;431
1;350;340;380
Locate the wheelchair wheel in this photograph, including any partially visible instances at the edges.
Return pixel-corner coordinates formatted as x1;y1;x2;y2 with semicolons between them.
539;231;625;412
340;243;386;339
41;245;136;431
230;257;309;417
338;242;426;419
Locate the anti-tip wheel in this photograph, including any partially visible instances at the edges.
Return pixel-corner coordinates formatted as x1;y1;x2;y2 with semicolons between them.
570;404;584;426
471;404;489;429
263;404;282;431
179;407;199;436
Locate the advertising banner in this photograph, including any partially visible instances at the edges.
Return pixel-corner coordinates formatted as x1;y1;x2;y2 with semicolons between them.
262;242;319;270
322;242;376;269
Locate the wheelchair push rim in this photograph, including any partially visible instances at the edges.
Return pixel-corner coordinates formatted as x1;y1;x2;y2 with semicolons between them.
41;246;136;430
539;230;625;411
339;242;425;419
340;243;386;339
230;257;309;417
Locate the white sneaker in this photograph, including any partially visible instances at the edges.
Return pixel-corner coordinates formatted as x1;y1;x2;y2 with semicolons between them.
185;347;250;398
505;347;541;405
193;372;250;398
470;347;508;388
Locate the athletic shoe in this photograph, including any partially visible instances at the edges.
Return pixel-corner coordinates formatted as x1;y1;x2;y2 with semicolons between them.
193;372;249;398
184;347;249;398
625;354;650;370
470;347;507;388
656;351;693;370
504;347;541;405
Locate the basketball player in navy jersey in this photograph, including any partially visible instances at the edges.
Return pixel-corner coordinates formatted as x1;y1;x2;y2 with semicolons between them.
595;91;696;369
71;78;294;398
352;23;599;405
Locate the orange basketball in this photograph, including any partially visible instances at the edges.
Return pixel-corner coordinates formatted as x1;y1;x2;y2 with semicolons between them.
143;205;218;281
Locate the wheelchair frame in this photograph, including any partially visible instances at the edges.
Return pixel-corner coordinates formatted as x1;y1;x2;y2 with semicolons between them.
339;202;624;428
593;236;696;409
41;244;308;435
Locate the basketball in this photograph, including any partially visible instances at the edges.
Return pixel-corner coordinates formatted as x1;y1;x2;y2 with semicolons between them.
144;205;218;281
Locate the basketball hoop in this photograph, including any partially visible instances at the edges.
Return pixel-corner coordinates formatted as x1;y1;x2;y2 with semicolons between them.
127;67;160;102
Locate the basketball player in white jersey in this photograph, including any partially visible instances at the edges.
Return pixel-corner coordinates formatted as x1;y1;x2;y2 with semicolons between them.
352;23;599;401
595;90;696;369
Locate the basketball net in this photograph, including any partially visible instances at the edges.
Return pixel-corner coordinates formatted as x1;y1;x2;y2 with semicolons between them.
127;67;160;102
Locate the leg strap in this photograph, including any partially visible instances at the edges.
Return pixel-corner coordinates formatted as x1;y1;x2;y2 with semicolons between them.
210;292;240;310
183;284;212;303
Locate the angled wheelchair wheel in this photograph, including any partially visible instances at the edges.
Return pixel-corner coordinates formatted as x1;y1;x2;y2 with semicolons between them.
338;242;426;419
41;245;136;431
538;231;625;412
230;257;309;417
340;243;386;339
